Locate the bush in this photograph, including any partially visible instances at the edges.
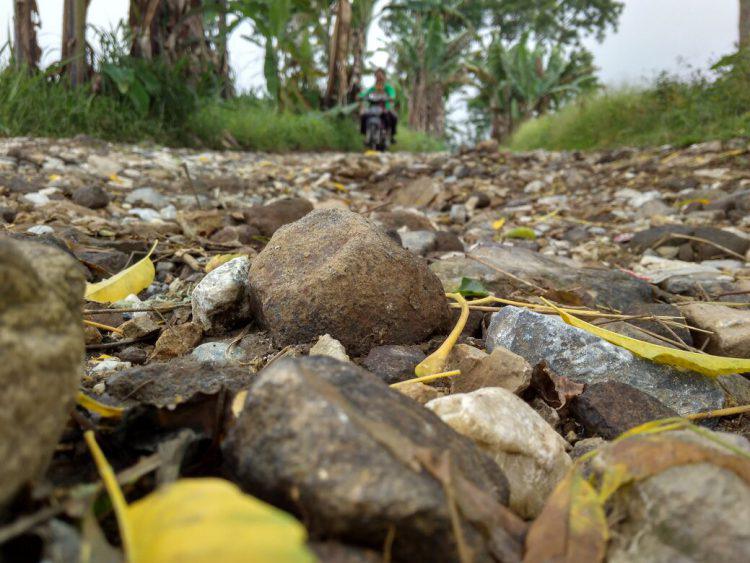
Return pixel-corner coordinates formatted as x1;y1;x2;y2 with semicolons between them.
510;54;750;151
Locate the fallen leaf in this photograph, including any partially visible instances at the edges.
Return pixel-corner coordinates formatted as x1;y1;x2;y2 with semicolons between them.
85;242;157;303
544;299;750;377
530;361;585;409
505;227;537;240
492;217;506;230
524;470;608;563
85;431;315;563
595;434;750;503
77;392;125;419
456;277;490;298
205;253;244;273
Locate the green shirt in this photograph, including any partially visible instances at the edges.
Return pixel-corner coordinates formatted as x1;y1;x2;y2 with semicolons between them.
360;83;396;110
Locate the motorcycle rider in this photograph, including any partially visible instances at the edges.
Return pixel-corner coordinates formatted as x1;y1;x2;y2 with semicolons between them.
359;68;398;143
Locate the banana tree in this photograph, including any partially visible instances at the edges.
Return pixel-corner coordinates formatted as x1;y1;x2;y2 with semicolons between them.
385;0;475;136
227;0;332;110
467;35;597;140
13;0;41;71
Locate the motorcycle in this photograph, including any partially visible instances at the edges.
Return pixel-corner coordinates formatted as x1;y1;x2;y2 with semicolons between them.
362;92;392;152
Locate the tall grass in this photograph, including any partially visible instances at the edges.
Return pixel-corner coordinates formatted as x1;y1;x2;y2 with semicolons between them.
510;55;750;151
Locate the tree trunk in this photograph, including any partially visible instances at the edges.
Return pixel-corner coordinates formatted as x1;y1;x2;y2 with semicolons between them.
216;0;233;97
13;0;41;71
347;25;366;102
741;0;750;50
408;71;445;137
61;0;90;86
129;0;215;70
324;0;352;107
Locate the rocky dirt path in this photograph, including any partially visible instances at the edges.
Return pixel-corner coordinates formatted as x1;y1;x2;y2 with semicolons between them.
2;136;750;561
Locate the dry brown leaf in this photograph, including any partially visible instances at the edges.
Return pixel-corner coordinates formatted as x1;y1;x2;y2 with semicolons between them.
530;361;585;409
524;470;608;563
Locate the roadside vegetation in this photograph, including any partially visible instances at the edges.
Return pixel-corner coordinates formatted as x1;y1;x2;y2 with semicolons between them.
510;53;750;151
0;67;442;152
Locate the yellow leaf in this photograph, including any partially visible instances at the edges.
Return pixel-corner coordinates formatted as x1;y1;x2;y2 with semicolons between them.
77;392;125;419
85;242;157;303
331;182;349;193
492;217;506;230
129;480;315;563
543;299;750;377
85;432;316;563
205;253;244;273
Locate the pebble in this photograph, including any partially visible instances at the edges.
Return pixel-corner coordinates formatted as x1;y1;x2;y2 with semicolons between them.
427;387;571;519
191;256;252;334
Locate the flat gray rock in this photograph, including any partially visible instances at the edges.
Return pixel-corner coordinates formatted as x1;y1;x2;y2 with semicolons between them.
486;307;724;415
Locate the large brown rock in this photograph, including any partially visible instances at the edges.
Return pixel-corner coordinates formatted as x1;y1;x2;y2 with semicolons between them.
248;209;450;355
0;237;86;506
223;356;517;562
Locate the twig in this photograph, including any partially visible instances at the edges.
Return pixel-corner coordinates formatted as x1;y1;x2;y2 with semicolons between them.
467;254;545;291
0;506;64;545
668;233;746;261
181;162;204;209
83;320;124;335
685;404;750;421
83;304;190;315
86;337;143;351
391;370;461;388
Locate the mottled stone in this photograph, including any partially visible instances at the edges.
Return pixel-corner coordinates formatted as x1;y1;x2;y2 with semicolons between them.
487;306;724;415
0;238;85;506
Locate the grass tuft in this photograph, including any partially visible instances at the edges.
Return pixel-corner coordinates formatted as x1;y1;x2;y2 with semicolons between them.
510;60;750;151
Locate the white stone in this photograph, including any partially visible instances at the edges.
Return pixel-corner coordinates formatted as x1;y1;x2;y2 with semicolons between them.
128;208;163;222
427;387;571;518
125;187;167;208
23;192;50;207
91;359;131;374
309;334;350;363
26;225;54;235
191;256;252;333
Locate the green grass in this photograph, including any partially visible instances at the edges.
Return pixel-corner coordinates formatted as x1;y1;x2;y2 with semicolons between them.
0;66;442;153
510;62;750;151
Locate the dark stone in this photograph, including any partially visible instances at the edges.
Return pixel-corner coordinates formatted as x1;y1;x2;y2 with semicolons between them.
373;210;435;232
432;244;656;314
243;197;313;237
434;231;464;252
71;186;109;209
115;346;150;365
629;226;750;261
75;248;130;278
309;542;381;563
571;381;679;439
106;358;252;408
249;209;451;355
362;345;426;384
469;192;491;208
0;206;17;223
223;356;514;563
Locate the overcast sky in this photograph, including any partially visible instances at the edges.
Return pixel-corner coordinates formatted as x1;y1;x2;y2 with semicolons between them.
0;0;742;91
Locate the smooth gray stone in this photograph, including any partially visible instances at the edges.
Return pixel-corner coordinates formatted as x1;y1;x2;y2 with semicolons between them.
486;307;724;416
